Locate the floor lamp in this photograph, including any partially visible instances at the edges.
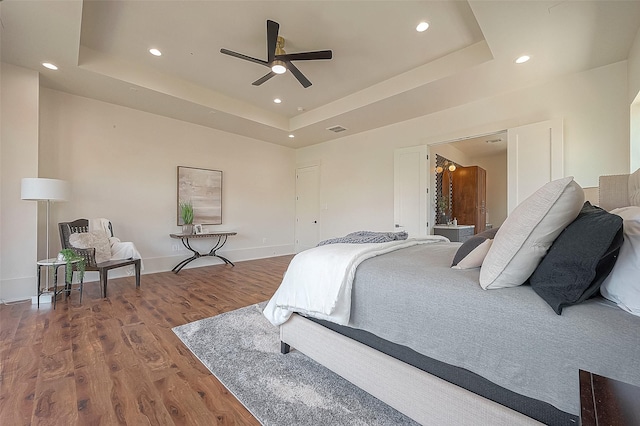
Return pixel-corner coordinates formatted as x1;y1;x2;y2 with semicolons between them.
21;178;70;292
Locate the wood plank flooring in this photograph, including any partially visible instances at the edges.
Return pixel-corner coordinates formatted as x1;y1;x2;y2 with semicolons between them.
0;255;293;425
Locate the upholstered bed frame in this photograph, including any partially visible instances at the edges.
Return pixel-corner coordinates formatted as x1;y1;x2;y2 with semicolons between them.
279;171;639;426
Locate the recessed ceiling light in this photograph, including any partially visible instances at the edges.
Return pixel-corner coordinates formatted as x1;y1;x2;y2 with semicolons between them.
42;62;58;70
515;55;530;64
288;134;295;138
416;22;430;32
149;48;162;56
273;98;282;104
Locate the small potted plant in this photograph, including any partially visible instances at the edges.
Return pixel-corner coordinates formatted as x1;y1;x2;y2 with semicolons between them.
180;200;194;234
437;196;450;225
58;248;86;284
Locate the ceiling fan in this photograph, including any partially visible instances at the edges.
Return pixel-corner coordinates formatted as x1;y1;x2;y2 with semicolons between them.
220;20;332;88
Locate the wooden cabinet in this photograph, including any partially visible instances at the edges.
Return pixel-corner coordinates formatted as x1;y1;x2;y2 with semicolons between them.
452;166;486;234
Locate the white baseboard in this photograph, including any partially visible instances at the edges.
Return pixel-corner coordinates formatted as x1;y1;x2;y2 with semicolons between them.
1;245;295;303
0;276;36;304
141;244;295;276
32;292;53;305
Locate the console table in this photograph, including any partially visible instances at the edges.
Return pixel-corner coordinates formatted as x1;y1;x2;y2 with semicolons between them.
169;231;237;273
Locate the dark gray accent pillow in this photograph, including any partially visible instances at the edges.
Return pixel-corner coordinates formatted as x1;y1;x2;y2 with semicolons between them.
529;202;623;315
451;227;499;267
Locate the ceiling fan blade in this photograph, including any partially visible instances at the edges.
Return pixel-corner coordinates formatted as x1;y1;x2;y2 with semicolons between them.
277;50;333;61
267;20;279;62
287;62;312;88
252;71;277;86
220;48;269;66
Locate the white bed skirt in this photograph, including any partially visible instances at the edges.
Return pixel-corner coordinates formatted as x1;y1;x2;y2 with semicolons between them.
280;314;543;426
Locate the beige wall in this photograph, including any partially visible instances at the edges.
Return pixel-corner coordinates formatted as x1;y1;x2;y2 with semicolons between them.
628;27;640;171
628;27;640;105
1;63;40;302
297;61;630;240
36;88;296;284
633;103;640;171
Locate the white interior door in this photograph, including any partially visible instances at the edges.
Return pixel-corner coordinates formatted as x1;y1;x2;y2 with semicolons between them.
295;165;320;252
507;119;563;213
394;145;429;237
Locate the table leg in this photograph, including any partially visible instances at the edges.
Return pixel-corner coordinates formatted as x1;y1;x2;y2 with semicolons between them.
53;265;59;310
171;235;235;273
207;235;235;266
36;265;42;309
172;237;201;273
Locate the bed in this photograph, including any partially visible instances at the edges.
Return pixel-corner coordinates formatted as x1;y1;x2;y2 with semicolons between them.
264;171;640;425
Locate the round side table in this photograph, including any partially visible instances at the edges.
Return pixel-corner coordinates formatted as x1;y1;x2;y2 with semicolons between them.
36;258;83;309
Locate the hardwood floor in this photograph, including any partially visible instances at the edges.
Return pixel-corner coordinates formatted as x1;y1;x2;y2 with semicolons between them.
0;255;293;425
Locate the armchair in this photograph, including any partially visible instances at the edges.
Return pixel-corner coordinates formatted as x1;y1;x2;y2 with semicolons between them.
59;218;141;298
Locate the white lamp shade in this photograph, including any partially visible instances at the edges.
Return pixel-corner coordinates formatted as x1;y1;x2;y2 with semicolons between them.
21;178;70;201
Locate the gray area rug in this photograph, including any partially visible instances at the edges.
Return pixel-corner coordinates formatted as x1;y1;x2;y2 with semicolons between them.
172;303;418;425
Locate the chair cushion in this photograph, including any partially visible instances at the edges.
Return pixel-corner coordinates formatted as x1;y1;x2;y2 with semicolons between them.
69;231;112;263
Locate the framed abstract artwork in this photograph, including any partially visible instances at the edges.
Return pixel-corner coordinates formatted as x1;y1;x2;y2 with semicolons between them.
177;166;222;225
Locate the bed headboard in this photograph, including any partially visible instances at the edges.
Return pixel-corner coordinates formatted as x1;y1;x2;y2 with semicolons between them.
599;169;640;210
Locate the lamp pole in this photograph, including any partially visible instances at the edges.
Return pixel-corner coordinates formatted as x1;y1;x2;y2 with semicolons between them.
21;178;70;294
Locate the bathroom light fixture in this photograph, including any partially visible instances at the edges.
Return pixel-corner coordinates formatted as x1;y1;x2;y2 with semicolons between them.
435;161;457;173
515;55;530;64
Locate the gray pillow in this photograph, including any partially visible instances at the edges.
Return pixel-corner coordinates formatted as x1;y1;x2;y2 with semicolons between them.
451;227;499;267
529;202;623;315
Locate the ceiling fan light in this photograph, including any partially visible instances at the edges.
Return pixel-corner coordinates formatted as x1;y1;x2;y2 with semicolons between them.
271;60;287;74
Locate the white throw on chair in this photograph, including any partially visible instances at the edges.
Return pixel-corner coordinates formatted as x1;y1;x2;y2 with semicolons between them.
58;218;142;298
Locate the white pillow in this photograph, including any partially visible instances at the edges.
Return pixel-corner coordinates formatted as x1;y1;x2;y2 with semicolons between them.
69;231;112;263
452;239;493;270
480;176;584;289
600;206;640;316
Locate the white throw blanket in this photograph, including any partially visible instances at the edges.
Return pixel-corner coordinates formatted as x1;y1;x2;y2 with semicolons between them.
263;236;448;326
89;218;144;273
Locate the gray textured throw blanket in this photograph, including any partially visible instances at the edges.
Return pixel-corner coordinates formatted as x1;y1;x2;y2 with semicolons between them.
318;230;408;246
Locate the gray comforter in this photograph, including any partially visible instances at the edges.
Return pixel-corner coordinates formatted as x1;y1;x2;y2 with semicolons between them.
347;242;640;416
